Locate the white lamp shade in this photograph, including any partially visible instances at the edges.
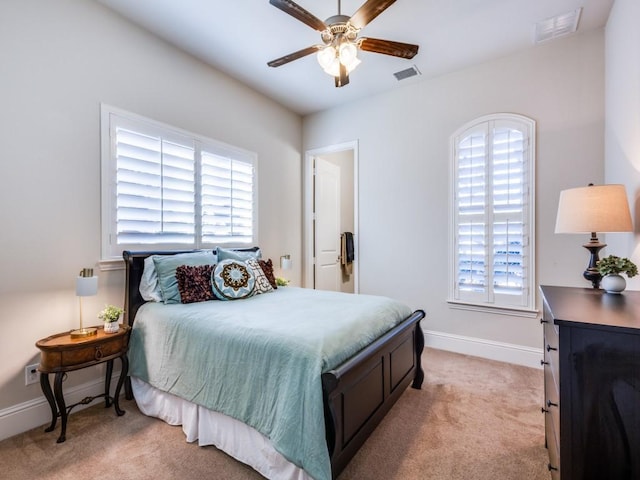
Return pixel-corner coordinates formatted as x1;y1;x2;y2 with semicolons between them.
555;184;633;234
76;275;98;296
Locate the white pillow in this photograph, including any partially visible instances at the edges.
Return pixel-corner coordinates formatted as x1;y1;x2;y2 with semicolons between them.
139;256;162;302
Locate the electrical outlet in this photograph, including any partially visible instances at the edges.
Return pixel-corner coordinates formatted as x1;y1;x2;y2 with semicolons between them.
25;363;39;386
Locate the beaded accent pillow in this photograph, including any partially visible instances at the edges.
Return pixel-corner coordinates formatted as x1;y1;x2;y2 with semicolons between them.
258;259;278;289
211;259;256;301
246;259;274;295
175;264;215;304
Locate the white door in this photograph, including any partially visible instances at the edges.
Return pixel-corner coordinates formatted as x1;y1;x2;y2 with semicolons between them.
314;157;341;291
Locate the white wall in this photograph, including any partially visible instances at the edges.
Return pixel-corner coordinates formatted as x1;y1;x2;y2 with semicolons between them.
604;0;640;286
0;0;302;420
303;30;605;360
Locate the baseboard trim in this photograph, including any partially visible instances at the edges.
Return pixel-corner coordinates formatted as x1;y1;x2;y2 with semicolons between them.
0;374;122;442
424;329;543;369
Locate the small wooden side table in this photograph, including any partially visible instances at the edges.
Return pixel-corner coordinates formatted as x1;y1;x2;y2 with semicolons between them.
36;325;130;443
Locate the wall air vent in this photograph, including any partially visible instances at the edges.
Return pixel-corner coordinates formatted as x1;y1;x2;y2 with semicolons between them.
393;65;421;81
534;8;582;44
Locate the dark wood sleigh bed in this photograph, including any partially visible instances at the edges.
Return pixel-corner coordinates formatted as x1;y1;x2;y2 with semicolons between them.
122;249;425;479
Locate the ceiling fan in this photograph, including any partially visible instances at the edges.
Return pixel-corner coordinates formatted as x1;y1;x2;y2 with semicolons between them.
267;0;419;87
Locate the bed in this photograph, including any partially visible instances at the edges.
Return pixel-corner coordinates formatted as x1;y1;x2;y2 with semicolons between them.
122;249;425;480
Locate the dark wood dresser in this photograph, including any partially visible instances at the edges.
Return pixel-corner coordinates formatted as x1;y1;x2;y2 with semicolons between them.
540;285;640;480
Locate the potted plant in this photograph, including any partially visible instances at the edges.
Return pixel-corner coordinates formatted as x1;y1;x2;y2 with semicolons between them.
98;305;123;333
596;255;638;294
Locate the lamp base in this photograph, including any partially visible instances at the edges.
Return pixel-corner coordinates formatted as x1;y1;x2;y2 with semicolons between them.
582;240;606;289
70;327;98;339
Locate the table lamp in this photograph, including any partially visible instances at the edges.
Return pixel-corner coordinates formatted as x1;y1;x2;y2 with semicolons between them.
71;268;98;339
555;184;633;288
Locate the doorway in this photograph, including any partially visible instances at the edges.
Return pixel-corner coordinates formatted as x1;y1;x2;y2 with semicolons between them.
304;141;358;293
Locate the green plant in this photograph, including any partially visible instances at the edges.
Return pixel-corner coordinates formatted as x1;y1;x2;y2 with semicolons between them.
596;255;638;278
275;277;290;287
98;304;123;323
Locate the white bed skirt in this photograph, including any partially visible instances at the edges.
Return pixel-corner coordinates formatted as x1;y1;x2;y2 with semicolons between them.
131;377;313;480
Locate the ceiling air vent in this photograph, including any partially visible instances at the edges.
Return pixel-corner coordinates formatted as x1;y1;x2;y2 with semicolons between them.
534;8;582;44
393;65;421;81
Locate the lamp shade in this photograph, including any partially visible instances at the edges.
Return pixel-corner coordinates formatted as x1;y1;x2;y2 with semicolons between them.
555;184;633;234
76;275;98;297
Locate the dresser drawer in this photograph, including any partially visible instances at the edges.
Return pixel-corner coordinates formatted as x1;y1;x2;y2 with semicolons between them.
543;318;560;391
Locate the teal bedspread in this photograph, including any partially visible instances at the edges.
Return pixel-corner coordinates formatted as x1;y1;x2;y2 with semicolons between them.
128;287;412;480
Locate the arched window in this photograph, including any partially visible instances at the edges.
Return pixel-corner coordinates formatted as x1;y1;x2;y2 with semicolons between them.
449;113;536;314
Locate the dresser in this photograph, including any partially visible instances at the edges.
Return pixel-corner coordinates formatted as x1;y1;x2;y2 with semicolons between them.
540;285;640;480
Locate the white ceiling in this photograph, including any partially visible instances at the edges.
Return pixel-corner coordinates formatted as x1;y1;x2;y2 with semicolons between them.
96;0;614;116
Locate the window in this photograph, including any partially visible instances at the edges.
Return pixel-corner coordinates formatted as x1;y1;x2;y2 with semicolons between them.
101;105;257;262
449;113;535;314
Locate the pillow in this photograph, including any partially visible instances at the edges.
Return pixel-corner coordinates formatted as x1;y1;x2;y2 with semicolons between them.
246;259;274;295
216;246;262;262
258;259;277;289
153;251;216;304
212;259;256;300
140;256;163;302
176;264;215;303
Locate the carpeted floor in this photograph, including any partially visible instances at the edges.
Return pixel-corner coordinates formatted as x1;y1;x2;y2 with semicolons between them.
0;348;549;480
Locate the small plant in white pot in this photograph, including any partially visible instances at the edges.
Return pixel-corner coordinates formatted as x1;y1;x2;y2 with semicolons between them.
98;305;123;333
597;255;638;294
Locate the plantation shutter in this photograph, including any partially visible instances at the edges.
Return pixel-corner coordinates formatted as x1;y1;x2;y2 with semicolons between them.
101;106;258;261
115;127;195;246
451;114;534;311
201;151;254;244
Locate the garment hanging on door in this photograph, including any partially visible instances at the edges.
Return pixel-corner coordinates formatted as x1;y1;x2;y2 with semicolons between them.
341;232;354;276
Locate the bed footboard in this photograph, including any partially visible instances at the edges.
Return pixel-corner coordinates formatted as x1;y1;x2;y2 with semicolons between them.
322;309;425;478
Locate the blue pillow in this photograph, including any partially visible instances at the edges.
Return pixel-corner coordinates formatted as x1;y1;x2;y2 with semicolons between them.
212;259;256;300
153;251;216;304
216;246;262;262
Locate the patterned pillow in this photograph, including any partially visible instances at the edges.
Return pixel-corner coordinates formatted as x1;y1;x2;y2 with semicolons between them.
176;264;215;304
258;259;278;289
246;259;274;295
212;259;256;300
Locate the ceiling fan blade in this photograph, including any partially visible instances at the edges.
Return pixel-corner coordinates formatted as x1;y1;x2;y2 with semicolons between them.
335;63;350;88
267;46;320;68
349;0;397;30
269;0;327;32
359;37;419;59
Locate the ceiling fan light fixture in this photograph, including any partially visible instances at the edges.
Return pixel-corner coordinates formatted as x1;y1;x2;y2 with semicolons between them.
317;46;337;70
338;41;358;66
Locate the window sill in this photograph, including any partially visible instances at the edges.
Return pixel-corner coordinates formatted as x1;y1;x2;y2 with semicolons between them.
447;300;539;318
99;258;125;271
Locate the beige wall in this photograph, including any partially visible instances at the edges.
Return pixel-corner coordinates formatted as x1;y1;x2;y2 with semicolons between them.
0;0;302;417
303;30;606;352
604;0;640;285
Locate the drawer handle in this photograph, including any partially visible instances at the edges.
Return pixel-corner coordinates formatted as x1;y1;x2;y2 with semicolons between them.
548;463;558;472
540;359;549;366
94;347;103;360
541;406;549;414
547;399;558;408
540;319;548;324
546;344;557;352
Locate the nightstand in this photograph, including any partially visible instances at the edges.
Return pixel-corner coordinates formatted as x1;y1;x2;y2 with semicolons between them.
35;325;130;443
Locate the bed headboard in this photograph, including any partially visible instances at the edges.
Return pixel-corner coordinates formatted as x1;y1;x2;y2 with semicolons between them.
122;247;261;326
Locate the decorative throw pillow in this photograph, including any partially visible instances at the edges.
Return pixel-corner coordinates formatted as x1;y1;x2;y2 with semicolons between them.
246;259;274;295
176;264;215;303
216;246;262;262
139;256;163;302
258;259;277;289
153;251;216;304
212;259;256;300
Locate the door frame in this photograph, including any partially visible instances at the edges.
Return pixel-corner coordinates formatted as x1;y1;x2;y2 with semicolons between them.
303;140;359;292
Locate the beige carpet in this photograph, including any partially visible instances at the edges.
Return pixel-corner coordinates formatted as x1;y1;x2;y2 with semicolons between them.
0;348;548;480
